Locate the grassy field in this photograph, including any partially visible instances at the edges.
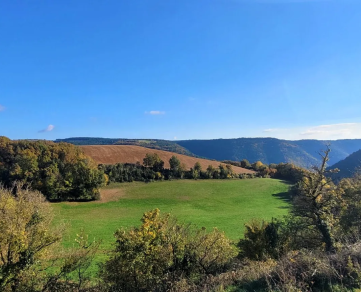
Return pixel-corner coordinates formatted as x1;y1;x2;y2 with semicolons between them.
52;178;291;251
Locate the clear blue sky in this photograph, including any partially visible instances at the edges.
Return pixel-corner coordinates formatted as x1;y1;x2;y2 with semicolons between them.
1;0;361;141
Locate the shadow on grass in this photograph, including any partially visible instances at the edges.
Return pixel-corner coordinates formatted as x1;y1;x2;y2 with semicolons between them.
272;191;292;209
276;179;293;186
271;180;293;207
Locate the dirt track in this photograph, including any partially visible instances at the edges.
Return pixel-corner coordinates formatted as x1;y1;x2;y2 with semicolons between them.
81;145;255;175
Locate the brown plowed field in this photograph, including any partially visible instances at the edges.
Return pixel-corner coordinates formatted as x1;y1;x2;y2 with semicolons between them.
81;145;255;175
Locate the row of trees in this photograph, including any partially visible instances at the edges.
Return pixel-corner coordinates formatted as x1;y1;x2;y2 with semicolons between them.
101;153;244;184
0;137;307;202
225;158;308;181
0;138;264;202
144;153;238;180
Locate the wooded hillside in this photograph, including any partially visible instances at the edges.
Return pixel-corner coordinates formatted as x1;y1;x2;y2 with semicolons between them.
329;149;361;179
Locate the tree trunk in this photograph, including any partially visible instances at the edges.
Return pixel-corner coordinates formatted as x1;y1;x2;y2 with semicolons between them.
316;218;335;252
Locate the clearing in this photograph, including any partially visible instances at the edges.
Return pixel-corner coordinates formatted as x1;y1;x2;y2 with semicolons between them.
52;178;290;250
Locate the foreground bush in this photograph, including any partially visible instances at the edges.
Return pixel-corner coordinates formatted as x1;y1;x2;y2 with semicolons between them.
0;184;99;292
100;209;237;292
0;137;105;201
232;245;361;291
238;219;288;261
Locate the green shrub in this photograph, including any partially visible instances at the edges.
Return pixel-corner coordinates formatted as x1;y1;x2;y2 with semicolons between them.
100;209;237;291
238;219;288;261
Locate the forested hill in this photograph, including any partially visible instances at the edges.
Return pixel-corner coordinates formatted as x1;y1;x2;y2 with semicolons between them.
176;138;361;168
328;149;361;179
56;137;361;168
55;137;196;157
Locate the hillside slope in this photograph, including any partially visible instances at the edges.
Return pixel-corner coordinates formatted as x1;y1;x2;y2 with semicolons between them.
58;137;361;168
177;138;361;168
80;145;255;174
56;137;195;157
329;149;361;179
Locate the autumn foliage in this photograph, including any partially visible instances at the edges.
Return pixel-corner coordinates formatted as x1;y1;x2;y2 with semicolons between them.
100;209;237;291
0;137;105;201
0;184;99;292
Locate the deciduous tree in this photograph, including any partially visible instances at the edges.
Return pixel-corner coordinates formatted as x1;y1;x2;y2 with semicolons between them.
169;155;181;173
0;138;105;201
292;148;343;252
240;159;251;169
0;184;99;292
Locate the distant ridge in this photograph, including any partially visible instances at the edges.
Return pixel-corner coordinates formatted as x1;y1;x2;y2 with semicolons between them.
55;137;196;157
56;137;361;168
329;149;361;179
176;138;361;168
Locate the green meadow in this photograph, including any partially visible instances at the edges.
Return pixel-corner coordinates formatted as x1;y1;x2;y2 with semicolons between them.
52;178;291;250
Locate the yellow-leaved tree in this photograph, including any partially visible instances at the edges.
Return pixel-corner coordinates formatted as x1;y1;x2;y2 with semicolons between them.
100;209;237;291
0;184;61;291
292;148;344;252
0;184;99;292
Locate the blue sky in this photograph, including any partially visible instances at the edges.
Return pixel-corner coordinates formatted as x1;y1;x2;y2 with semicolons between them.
1;0;361;140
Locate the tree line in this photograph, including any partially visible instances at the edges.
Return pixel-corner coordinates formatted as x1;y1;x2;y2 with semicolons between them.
100;154;309;186
0;138;257;203
225;158;308;182
0;137;308;203
100;153;246;184
0;137;310;203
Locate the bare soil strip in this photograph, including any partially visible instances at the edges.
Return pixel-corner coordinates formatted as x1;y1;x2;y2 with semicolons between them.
98;188;126;203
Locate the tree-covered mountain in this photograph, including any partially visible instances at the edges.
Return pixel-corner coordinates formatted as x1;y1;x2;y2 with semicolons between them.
56;137;121;145
56;137;361;168
55;137;196;157
328;149;361;179
176;138;361;168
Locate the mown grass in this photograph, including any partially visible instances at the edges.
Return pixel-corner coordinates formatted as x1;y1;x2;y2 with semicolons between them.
52;178;291;251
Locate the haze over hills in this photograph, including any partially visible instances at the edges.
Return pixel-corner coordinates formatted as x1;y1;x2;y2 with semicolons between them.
56;137;361;168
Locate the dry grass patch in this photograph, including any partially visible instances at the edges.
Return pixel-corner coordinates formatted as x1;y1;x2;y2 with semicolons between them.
99;188;126;203
81;145;255;175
